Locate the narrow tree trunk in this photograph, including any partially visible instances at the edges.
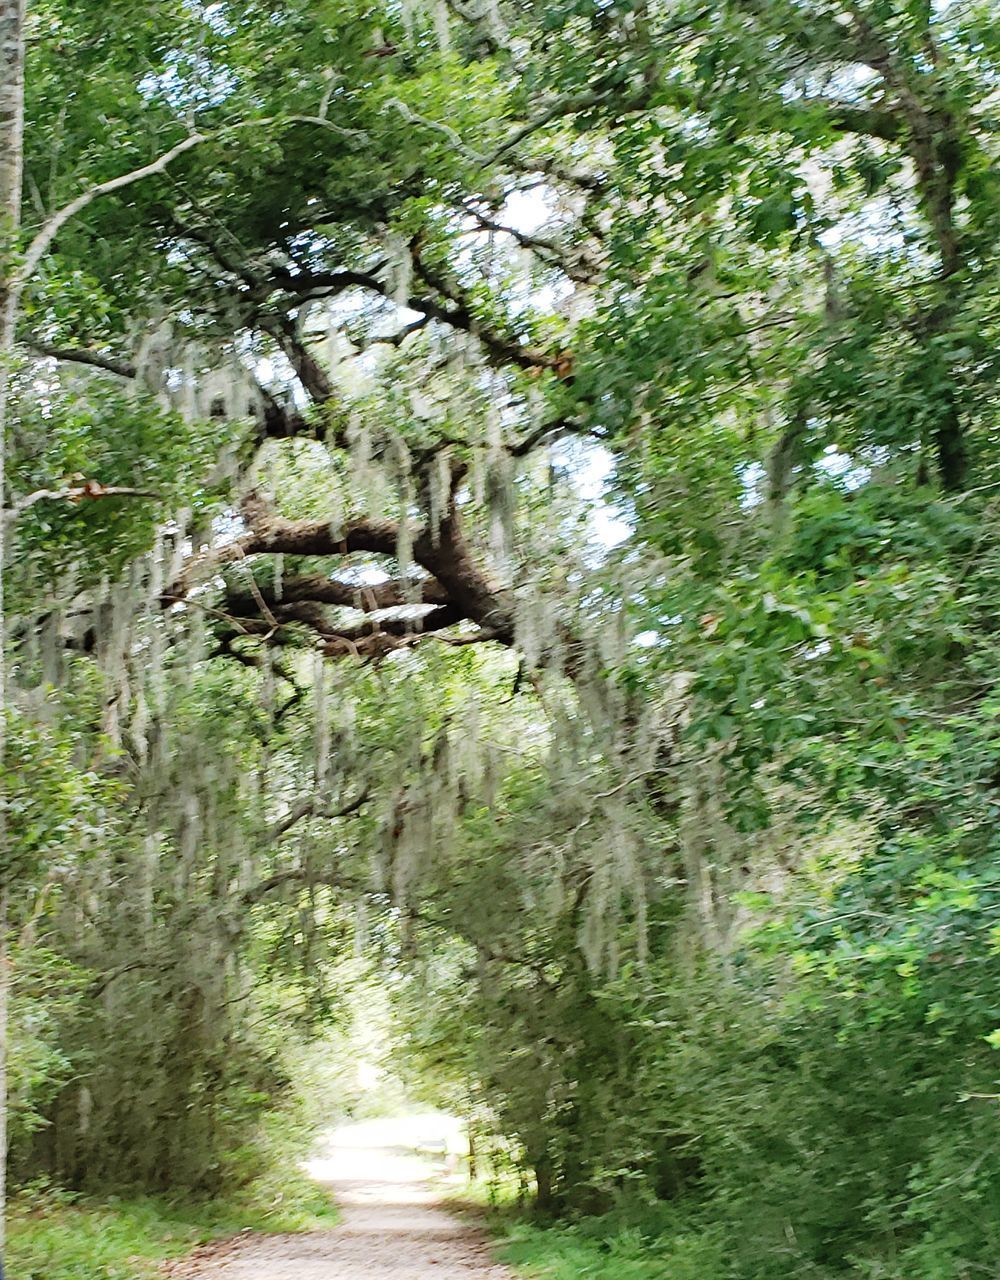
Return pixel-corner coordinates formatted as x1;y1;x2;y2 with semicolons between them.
0;2;27;1273
467;1120;477;1181
0;894;8;1280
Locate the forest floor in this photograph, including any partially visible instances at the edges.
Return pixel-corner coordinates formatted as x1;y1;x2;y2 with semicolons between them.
164;1115;516;1280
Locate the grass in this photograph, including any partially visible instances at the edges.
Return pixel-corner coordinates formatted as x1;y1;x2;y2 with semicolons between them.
499;1221;694;1280
484;1200;728;1280
7;1169;338;1280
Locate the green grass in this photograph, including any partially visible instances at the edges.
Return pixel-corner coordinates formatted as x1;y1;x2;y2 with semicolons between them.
445;1174;714;1279
7;1171;338;1280
493;1208;727;1280
445;1172;722;1279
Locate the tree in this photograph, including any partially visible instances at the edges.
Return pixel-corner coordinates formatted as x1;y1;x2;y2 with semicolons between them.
0;2;998;1274
0;2;26;1268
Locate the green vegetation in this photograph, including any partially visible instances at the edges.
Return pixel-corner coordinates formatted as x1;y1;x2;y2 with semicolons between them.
500;1212;720;1280
7;1175;337;1280
0;0;997;1277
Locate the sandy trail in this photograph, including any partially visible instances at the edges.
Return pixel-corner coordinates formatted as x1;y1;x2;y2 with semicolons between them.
169;1115;515;1279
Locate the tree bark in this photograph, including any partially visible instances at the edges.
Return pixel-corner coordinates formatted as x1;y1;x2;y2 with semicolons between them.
934;387;967;492
0;0;26;1269
533;1152;554;1215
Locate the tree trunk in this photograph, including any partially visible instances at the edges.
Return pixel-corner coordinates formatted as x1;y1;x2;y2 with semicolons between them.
0;1;27;1272
934;379;967;492
0;895;7;1280
533;1152;554;1216
467;1120;477;1182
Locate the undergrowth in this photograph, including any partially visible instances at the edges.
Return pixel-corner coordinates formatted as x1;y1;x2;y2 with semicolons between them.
7;1170;337;1280
497;1208;725;1280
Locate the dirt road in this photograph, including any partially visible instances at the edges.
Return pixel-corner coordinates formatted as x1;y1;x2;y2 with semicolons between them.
169;1116;515;1280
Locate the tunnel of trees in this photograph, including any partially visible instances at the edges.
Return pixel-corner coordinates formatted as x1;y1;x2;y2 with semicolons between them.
0;0;998;1275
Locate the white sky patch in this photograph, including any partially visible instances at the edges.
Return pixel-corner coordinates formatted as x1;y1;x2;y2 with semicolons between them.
555;439;632;551
502;188;558;235
817;444;871;490
200;1;234;34
739;460;766;509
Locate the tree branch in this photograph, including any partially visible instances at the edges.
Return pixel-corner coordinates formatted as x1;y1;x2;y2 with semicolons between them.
16;131;210;294
460;203;599;283
262;313;336;405
26;340;137;378
7;482;160;520
267;785;369;843
172;496;515;650
225;571;448;615
243;865;368;905
269;262;561;374
821;101;902;142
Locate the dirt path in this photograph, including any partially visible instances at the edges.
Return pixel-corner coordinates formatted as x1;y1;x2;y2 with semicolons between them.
168;1116;516;1279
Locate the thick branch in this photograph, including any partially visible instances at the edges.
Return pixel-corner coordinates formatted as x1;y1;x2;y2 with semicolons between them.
258;386;318;440
226;572;448;614
7;482;159;520
217;604;490;661
461;203;599;284
269;264;560;374
822;102;902;142
173;495;514;652
267;786;369;843
262;314;335;404
243;865;366;905
26;340;137;378
238;510;510;634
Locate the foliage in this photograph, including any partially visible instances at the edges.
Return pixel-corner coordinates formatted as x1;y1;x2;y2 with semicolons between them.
6;1176;337;1280
499;1209;725;1280
8;383;218;606
1;0;998;1277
